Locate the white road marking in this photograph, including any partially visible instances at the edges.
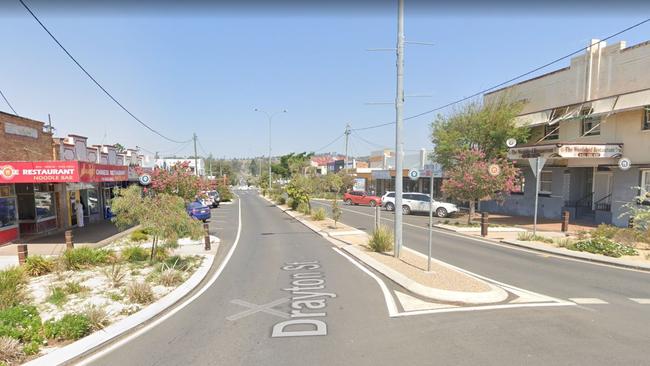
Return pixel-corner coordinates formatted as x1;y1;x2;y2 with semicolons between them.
568;298;609;305
629;298;650;304
227;298;290;321
394;291;457;311
77;194;244;365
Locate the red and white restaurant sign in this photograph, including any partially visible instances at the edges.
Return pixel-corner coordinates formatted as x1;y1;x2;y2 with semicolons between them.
0;161;128;183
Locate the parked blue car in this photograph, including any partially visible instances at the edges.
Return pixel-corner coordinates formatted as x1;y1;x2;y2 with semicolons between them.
187;201;211;222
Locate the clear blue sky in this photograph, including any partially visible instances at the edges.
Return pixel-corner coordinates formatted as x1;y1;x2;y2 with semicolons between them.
1;2;649;159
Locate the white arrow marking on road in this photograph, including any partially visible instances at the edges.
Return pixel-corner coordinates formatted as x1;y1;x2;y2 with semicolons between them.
629;298;650;304
227;298;291;321
568;298;608;305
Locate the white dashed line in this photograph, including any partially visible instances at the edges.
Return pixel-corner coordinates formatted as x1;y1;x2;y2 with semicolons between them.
568;298;609;305
629;298;650;304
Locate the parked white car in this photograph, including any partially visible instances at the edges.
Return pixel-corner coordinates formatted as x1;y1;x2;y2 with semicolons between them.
381;191;458;217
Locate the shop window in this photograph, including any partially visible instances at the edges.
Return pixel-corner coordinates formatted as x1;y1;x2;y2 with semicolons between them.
0;184;17;228
641;170;650;204
540;171;553;194
543;124;559;140
644;106;650;131
581;105;600;136
87;189;100;215
511;172;525;195
16;183;56;221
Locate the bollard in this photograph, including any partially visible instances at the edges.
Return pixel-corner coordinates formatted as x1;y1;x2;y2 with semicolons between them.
203;223;211;251
628;217;634;229
480;212;488;237
561;210;570;232
65;230;74;249
17;244;28;265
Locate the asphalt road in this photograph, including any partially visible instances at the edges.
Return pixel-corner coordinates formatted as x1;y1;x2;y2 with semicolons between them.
82;193;650;365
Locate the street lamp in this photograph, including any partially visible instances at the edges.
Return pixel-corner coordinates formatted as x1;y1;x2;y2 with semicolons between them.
254;108;287;194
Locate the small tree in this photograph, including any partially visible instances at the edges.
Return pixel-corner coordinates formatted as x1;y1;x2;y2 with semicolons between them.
620;189;650;231
286;175;314;211
111;186;203;260
331;199;342;228
441;149;519;224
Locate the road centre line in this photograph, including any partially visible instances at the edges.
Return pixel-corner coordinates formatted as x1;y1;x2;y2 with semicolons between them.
629;298;650;304
77;194;244;365
312;202;650;274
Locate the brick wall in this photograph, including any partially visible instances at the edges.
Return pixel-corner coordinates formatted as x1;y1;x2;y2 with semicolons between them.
0;112;53;161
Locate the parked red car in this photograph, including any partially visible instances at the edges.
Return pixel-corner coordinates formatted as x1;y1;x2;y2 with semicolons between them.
343;191;382;207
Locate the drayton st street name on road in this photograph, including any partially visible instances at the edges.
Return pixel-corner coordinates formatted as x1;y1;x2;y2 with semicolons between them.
272;260;337;338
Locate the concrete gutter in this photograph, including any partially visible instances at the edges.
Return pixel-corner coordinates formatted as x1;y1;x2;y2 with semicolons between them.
25;253;216;366
501;239;650;272
262;194;508;305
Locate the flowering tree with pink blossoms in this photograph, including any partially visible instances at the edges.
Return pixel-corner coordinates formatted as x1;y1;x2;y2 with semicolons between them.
441;149;519;224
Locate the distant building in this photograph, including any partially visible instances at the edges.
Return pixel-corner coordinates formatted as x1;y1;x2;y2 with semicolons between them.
155;158;205;176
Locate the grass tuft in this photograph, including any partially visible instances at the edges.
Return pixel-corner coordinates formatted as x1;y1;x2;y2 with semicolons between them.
368;226;394;253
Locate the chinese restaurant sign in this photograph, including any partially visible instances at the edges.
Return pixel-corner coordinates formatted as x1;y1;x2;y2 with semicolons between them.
0;161;128;183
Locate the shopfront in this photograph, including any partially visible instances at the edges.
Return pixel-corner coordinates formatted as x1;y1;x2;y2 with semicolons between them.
0;160;128;244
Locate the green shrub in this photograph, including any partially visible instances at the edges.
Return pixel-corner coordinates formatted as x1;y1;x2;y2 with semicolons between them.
368;226;394;253
569;237;638;258
0;305;43;346
129;230;149;242
555;237;574;248
0;267;27;311
517;232;554;243
154;246;170;262
62;247;113;270
126;282;154;305
44;314;91;341
64;281;89;295
158;268;183;287
311;207;326;221
47;287;67;307
217;185;234;202
277;196;286;205
297;202;311;215
331;199;342;228
120;246;149;262
107;292;123;302
102;263;126;288
23;256;55;277
592;224;618;240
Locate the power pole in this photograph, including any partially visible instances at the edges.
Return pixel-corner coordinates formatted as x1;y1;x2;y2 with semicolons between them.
394;0;405;258
193;132;199;176
344;124;351;173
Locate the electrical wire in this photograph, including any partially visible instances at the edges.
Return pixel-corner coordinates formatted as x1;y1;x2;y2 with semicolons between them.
312;132;345;153
351;130;389;149
0;89;18;115
352;17;650;131
19;0;192;144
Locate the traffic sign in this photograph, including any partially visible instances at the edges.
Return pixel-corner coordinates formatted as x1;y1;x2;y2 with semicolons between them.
138;173;152;186
506;138;517;148
618;157;631;171
488;164;501;177
408;168;420;181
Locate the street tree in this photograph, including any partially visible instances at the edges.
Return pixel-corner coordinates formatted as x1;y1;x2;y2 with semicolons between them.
249;159;260;176
441;148;519;224
331;199;342;228
149;161;208;202
431;97;529;169
111;185;203;260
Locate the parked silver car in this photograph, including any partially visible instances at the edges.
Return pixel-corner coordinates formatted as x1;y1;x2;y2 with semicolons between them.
381;191;458;217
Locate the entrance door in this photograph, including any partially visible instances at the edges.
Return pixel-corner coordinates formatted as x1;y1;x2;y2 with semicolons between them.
592;172;613;210
67;190;80;226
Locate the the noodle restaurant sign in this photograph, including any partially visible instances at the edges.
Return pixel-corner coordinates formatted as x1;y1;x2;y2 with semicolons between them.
0;161;128;183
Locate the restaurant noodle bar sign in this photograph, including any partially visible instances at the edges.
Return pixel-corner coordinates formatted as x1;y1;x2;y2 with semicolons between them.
0;161;128;183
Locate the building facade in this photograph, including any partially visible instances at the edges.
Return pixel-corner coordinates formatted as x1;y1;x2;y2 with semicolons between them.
481;39;650;226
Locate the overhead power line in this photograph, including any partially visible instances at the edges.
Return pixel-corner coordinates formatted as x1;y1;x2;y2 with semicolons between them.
352;17;650;131
351;130;388;149
19;0;192;144
313;132;345;153
0;89;18;115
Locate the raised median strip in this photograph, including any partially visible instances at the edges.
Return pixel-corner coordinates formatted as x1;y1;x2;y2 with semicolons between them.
261;194;508;305
434;224;527;233
24;254;216;366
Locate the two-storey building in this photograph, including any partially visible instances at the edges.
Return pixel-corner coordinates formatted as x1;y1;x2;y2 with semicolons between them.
482;39;650;226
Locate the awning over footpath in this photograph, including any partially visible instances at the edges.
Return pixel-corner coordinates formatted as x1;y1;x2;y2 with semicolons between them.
513;88;650;127
507;143;623;160
0;161;128;183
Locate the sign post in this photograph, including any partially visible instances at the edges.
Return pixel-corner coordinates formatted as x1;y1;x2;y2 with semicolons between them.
528;156;547;235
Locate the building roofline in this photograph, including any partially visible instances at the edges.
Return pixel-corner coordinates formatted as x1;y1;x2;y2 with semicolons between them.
484;67;570;97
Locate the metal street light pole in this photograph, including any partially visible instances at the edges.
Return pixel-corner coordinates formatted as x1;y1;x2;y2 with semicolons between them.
254;108;287;194
394;0;405;258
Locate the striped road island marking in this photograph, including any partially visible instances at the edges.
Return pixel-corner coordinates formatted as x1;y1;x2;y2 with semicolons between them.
568;298;609;305
629;298;650;304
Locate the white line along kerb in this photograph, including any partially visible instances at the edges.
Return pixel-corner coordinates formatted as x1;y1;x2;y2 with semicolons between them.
77;195;243;365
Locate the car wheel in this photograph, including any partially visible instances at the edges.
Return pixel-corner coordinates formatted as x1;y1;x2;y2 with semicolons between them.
436;207;448;218
345;199;352;205
369;200;377;207
385;202;395;211
402;205;411;215
202;219;207;223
